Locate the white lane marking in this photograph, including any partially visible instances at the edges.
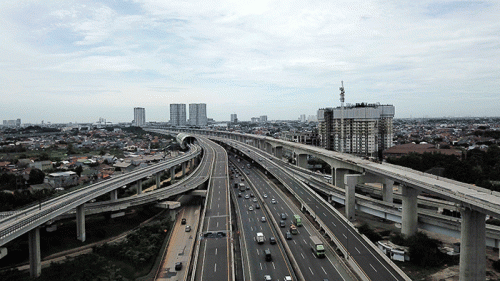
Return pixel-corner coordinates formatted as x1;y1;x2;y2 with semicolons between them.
321;266;327;274
300;253;305;259
355;247;361;254
331;221;336;227
215;248;218;255
370;263;377;272
214;263;217;272
309;267;314;275
342;233;347;239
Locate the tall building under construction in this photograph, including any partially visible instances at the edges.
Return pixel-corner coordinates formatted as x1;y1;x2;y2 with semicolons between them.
317;103;395;156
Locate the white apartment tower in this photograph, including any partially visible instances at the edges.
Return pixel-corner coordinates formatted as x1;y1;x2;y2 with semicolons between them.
133;107;145;126
230;114;238;123
259;115;267;123
318;103;395;156
170;104;187;126
188;103;207;126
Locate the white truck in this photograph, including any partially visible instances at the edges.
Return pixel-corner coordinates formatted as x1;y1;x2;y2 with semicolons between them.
256;232;265;244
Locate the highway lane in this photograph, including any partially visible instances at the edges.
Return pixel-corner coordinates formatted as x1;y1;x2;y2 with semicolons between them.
228;157;295;281
231;154;352;281
221;139;407;281
196;138;232;281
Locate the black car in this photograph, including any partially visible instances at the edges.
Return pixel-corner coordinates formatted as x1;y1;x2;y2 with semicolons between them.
181;218;186;225
269;237;276;244
285;231;292;240
175;262;182;270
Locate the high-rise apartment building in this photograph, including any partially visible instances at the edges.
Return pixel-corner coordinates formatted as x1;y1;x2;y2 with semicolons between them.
133;107;145;126
230;114;238;123
318;103;395;156
170;104;187;126
259;115;267;123
189;103;207;126
2;119;21;127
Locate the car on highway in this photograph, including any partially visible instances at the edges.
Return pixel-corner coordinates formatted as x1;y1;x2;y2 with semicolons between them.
250;193;254;197
181;218;186;225
269;237;276;244
253;198;258;203
255;204;260;209
235;174;238;178
261;216;266;222
246;186;250;190
271;198;277;204
175;262;182;270
245;194;250;199
263;194;268;198
264;275;272;281
249;206;254;211
281;213;286;220
185;225;191;232
285;231;292;240
284;276;292;281
238;193;242;197
280;220;285;227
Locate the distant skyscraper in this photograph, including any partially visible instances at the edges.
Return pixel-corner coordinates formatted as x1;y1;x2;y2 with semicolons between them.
259;115;267;123
170;104;187;126
189;103;207;126
251;117;259;123
300;114;306;122
133;107;145;126
2;119;21;127
230;114;238;123
318;103;395;156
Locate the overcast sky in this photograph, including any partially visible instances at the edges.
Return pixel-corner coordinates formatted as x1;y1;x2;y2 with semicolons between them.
0;1;499;124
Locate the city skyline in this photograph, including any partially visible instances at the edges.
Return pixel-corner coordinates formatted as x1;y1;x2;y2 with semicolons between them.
1;1;499;124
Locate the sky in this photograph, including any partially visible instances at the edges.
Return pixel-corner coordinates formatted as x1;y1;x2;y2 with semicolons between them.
0;0;499;124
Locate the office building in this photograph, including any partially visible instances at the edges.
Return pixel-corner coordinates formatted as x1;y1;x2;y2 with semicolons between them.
318;103;395;156
230;114;238;123
2;119;21;127
259;115;267;123
170;104;187;126
189;103;207;126
251;117;260;123
133;107;145;126
300;114;306;123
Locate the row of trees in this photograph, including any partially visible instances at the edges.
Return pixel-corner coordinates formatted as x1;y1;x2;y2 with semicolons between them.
386;145;500;190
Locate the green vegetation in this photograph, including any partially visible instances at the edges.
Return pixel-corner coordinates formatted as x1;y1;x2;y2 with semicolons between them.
0;189;56;211
387;145;500;190
357;223;382;242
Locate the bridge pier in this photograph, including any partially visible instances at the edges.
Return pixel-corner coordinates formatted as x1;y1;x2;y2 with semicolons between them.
297;154;308;168
345;174;362;221
382;179;394;203
170;167;176;184
29;227;41;278
137;179;143;195
109;189;118;201
335;168;349;189
182;162;186;176
459;208;486;281
274;146;283;159
156;172;161;188
401;185;420;236
76;204;86;242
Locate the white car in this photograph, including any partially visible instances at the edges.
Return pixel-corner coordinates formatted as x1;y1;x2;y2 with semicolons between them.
284;276;292;281
261;216;266;222
271;198;277;204
263;194;268;198
249;206;254;211
264;275;272;281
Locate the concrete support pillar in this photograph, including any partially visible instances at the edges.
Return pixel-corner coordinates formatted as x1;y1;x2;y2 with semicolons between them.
335;169;349;189
345;175;360;221
401;185;420;236
170;167;176;183
156;173;161;188
275;146;283;159
297;154;308;168
137;179;142;195
182;162;186;176
76;204;86;242
29;227;41;278
459;208;486;281
266;143;272;154
382;179;394;204
109;189;118;201
260;140;266;151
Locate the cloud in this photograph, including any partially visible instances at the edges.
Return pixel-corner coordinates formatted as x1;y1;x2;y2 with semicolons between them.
0;0;499;123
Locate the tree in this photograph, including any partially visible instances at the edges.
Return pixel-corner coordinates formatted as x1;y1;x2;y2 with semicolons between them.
29;168;45;185
74;165;83;177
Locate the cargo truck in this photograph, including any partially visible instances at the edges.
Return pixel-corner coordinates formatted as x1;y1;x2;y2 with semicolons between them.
310;236;325;258
293;215;302;226
256;232;265;244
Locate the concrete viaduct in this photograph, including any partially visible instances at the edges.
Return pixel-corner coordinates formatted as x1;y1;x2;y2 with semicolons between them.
155;126;500;281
